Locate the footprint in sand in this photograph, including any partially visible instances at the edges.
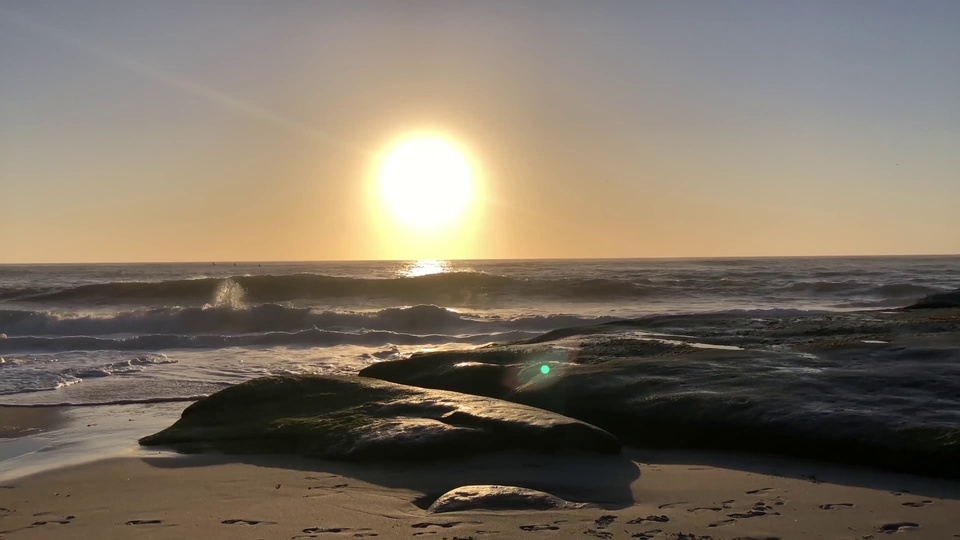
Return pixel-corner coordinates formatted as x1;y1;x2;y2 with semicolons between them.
878;522;920;533
308;484;348;490
657;501;687;509
819;503;854;510
629;528;662;539
125;519;163;525
296;527;377;537
727;510;770;519
746;487;774;495
901;500;933;508
627;515;669;524
584;529;613;539
221;518;277;525
594;515;617;529
708;518;736;528
687;506;723;513
303;527;372;533
412;522;474;529
519;524;560;531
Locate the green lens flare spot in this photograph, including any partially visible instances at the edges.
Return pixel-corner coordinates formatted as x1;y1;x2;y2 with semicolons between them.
540;365;550;375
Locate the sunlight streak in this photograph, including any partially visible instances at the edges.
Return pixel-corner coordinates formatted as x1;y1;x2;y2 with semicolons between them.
0;8;367;157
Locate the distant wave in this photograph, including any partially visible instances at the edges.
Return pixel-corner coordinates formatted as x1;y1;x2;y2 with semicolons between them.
3;272;665;305
2;272;946;309
0;328;538;353
0;304;616;337
781;281;940;298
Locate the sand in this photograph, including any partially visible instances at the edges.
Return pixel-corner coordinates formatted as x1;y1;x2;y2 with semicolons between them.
1;447;958;540
0;407;66;439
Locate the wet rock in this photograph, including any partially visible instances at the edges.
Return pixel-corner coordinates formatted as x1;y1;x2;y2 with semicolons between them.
427;485;585;513
359;324;960;479
139;375;619;459
903;289;960;309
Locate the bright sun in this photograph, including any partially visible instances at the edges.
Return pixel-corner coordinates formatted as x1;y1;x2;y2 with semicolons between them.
377;135;475;229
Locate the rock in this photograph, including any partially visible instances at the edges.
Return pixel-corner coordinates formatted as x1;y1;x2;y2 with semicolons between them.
359;323;960;479
139;375;619;459
903;289;960;309
427;485;585;513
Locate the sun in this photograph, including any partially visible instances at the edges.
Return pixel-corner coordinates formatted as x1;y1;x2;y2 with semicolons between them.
376;134;475;229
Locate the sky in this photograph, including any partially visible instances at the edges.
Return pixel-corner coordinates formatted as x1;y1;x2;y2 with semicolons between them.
1;0;958;263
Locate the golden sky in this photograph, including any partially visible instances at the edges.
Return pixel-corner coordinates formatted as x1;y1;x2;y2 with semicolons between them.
1;2;958;263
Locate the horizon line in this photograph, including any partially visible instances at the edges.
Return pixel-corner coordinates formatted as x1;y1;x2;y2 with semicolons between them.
1;253;958;266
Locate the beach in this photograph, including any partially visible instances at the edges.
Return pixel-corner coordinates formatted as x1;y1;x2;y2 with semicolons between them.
2;435;959;539
2;258;959;538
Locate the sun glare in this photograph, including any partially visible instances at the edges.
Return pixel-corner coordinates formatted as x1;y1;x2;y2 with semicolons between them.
400;259;450;277
377;135;475;229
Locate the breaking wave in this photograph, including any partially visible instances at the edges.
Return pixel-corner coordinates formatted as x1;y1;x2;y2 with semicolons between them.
0;304;615;337
0;328;539;353
3;272;662;304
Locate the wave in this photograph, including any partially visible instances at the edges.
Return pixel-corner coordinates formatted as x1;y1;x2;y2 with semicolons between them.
0;353;177;396
0;396;207;408
0;328;538;353
63;355;178;379
2;272;944;311
0;304;617;337
4;272;664;305
781;281;941;298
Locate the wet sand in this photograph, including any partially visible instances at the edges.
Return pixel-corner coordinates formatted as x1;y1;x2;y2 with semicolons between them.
0;407;66;439
1;448;958;539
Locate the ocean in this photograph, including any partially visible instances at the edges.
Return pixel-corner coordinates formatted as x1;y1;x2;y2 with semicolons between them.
1;256;959;477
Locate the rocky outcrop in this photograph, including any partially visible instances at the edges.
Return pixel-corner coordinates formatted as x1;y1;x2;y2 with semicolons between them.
139;375;619;459
903;289;960;309
359;327;960;479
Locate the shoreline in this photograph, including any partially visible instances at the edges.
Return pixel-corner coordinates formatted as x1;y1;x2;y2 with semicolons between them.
0;406;68;439
0;403;185;482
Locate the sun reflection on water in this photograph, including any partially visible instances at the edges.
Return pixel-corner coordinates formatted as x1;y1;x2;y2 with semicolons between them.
400;260;451;277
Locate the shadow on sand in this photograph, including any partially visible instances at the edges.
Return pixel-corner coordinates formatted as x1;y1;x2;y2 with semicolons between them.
628;448;960;501
141;450;642;510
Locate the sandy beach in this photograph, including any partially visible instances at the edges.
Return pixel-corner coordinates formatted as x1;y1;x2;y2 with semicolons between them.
1;443;958;539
